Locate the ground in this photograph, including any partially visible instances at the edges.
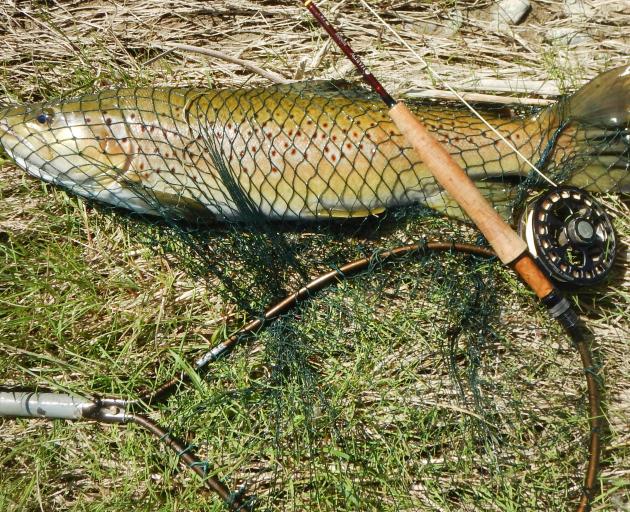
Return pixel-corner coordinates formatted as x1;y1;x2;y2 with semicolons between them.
0;1;628;511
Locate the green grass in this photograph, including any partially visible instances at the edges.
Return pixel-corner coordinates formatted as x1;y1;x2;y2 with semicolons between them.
1;1;629;511
1;176;624;510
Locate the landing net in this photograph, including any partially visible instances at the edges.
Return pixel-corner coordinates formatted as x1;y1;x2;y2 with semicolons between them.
0;79;627;510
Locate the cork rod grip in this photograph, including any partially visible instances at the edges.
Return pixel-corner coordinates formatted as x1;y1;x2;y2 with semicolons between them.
389;102;528;265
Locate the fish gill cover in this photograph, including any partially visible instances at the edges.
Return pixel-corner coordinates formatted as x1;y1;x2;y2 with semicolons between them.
0;2;628;511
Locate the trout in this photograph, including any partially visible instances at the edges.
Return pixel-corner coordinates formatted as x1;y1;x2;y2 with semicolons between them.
0;65;628;223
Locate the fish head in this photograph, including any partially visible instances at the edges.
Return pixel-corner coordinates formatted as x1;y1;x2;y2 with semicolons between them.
1;100;108;183
0;98;155;213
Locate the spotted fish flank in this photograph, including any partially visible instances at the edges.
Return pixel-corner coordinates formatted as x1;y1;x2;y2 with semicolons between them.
0;65;628;223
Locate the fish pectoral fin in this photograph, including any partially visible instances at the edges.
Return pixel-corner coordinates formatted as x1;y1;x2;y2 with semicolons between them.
318;206;386;218
426;182;517;224
149;190;215;223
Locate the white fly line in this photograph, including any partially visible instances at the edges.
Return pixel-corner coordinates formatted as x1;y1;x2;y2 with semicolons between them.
358;0;558;187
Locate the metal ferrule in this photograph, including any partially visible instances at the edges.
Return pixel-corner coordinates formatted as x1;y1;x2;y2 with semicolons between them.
542;289;580;331
195;342;229;369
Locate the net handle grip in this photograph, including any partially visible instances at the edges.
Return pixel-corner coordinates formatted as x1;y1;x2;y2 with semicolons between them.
388;102;554;297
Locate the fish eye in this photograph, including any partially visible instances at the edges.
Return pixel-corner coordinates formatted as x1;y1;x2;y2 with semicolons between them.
36;113;49;124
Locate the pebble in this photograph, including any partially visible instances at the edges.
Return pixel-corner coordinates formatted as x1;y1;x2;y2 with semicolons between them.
563;0;594;18
495;0;531;25
544;27;593;46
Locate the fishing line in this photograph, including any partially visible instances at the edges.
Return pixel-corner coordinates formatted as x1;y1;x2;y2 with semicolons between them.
356;0;558;187
301;1;602;511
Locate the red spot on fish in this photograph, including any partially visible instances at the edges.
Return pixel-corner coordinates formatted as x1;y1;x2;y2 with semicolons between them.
171;166;176;171
86;117;92;123
291;148;297;155
164;152;169;158
130;113;136;120
271;150;277;157
323;122;328;128
139;163;145;170
371;122;377;127
121;138;128;144
346;143;351;149
331;155;337;161
227;123;232;130
140;126;146;132
192;176;198;181
251;145;257;152
359;144;364;150
352;132;358;138
332;135;337;142
307;120;313;125
105;118;112;125
296;131;301;137
271;167;278;173
267;132;272;139
320;133;326;140
324;145;329;153
389;130;395;136
240;151;245;158
284;142;289;148
288;129;293;136
366;133;371;140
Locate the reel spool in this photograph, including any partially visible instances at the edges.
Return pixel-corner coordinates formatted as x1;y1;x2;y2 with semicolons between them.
518;187;617;286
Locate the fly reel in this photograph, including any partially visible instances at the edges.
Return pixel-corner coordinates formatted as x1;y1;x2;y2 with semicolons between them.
518;187;617;286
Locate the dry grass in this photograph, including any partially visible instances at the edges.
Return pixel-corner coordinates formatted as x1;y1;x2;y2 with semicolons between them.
0;1;628;511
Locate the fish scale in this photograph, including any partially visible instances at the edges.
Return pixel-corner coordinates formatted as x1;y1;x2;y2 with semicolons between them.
0;66;627;223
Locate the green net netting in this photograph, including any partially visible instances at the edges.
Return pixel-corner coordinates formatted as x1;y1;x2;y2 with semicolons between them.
0;64;627;510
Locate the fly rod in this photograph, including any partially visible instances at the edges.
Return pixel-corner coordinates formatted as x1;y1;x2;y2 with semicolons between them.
301;2;601;511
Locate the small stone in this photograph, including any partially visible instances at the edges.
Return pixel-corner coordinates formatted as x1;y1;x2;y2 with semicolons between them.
563;0;594;18
545;27;593;46
495;0;531;25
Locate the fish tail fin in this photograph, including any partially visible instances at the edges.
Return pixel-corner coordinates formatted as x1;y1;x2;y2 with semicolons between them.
542;64;629;194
